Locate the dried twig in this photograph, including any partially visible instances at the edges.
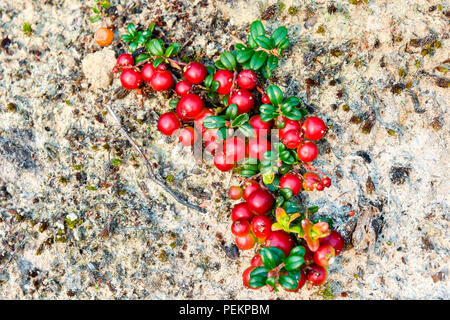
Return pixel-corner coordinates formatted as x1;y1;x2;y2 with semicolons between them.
105;104;206;213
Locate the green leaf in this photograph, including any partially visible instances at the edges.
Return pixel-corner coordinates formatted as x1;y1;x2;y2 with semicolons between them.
215;59;226;70
278;163;291;175
266;276;277;289
204;75;213;88
89;15;101;23
267;85;283;106
255;35;273;50
283;96;301;107
135;31;146;44
284;255;304;271
278;38;290;51
238;169;259;178
311;217;334;229
290;246;306;257
127;23;136;36
260;104;276;114
279;150;291;161
261;65;273;79
250;266;269;278
231;113;249;127
263;172;275;184
165;43;180;57
250;20;265;42
248;33;257;48
236;49;254;64
308;206;319;214
206;66;215;75
279;275;298;290
266;54;279;70
99;1;110;9
220;52;236;70
249;51;268;71
135;54;150;64
259;112;276;122
128;41;138;53
210;80;220;92
280;188;293;200
203;116;226;129
121;34;134;43
217;127;229;141
235;43;246;51
271;26;288;46
169;99;179;108
249;276;266;289
153;58;165;68
283;201;300;214
92;7;99;14
283;108;302;121
225;104;238;119
148;39;164;56
147;22;156;36
275;196;284;207
268;247;286;264
260;248;282;270
238;123;255;138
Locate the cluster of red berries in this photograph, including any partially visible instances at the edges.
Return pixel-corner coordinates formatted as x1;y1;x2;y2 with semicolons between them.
243;230;345;291
111;19;344;293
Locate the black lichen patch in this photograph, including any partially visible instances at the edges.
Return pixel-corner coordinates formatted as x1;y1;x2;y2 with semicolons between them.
356;150;372;163
390;166;411;185
224;244;240;259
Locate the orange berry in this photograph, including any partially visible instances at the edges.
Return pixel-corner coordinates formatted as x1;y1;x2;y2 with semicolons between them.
94;27;114;47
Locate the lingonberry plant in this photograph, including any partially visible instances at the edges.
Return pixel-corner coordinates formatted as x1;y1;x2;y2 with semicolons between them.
112;19;344;293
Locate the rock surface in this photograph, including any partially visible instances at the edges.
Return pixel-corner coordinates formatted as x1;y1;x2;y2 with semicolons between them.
0;0;448;300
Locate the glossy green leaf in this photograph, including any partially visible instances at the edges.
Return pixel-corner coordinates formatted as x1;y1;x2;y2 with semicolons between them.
266;54;279;70
279;275;298;291
231;113;249;127
250;20;265;42
148;39;164;56
311;217;334;229
256;35;273;50
147;22;156;36
220;52;236;70
266;276;277;289
275;196;285;207
152;58;164;68
250;266;269;278
165;43;180;57
236;49;254;64
308;206;319;214
290;246;306;257
249;51;268;71
259;112;276;122
280;188;293;200
266;85;283;106
121;34;133;42
235;43;246;51
278;38;290;51
169;99;179;108
128;41;138;53
260;104;276;114
283;108;302;121
284;255;304;271
261;65;273;79
135;54;150;64
215;59;226;70
271;26;288;46
135;31;146;44
238;123;255;138
225;104;238;119
283;201;300;214
89;15;101;23
127;23;136;36
204;74;213;88
203;116;226;129
249;276;266;289
238;169;259;178
210;80;220;92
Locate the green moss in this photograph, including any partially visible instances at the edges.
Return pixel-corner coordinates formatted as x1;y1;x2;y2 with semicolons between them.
73;165;82;170
22;23;32;36
111;158;122;166
166;174;174;183
342;105;350;112
387;129;397;136
316;25;326;34
288;6;299;16
159;250;168;262
6;102;17;112
321;284;336;300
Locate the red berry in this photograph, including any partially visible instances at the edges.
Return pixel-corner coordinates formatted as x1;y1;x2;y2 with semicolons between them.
243;180;261;201
322;177;331;188
150;71;174;91
297;141;319;162
175;80;192;96
204;140;218;155
262;94;271;104
224;137;246;162
231;202;254;221
281;270;306;292
247;189;273;215
141;64;156;83
120;69;142;90
213;70;234;95
176;93;205;120
184;62;207;84
178;127;196;146
116;53;134;67
235;233;256;250
194;108;214;134
278;118;302;139
213;152;234;172
313;244;336;267
249;114;273;138
316;183;324;191
281;130;302;149
237;70;258;90
231;219;251;236
306;264;328;286
243;266;262;289
302;117;327;141
248;138;271;161
251;254;264;267
228;89;254;114
203;127;234;143
228;185;243;200
320;230;345;255
264;231;294;257
251;215;273;240
157;112;181;136
304;246;314;262
302;172;321;191
279;173;302;196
